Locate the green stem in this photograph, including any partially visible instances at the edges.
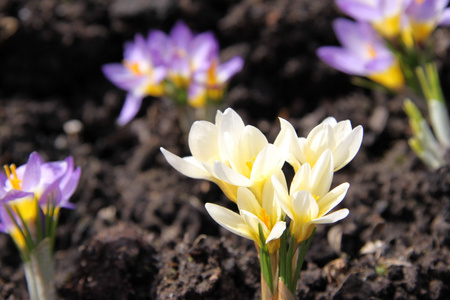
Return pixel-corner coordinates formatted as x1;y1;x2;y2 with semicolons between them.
285;235;296;291
258;224;274;293
24;239;56;300
279;227;288;285
292;228;316;294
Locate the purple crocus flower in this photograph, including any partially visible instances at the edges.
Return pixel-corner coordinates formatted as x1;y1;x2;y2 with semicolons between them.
167;20;219;91
405;0;450;43
317;18;405;90
336;0;413;38
0;152;81;250
188;56;244;107
102;33;167;125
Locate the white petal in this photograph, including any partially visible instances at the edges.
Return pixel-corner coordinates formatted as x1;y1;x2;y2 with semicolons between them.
215;110;223;126
251;144;284;182
219;108;245;155
188;121;220;164
333;125;363;171
296;137;307;166
241;210;269;240
205;203;254;240
321;117;337;126
311;150;334;198
241;126;268;160
228;125;268;176
304;123;334;166
266;221;286;243
310;208;349;224
332;120;351;139
213;161;252;186
274;118;303;170
261;172;277;213
237;187;261;215
292;191;319;222
290;162;312;193
317;182;349;216
272;175;293;220
160;148;211;179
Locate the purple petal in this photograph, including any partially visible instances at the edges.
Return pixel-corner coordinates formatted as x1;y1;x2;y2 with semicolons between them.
365;56;395;73
317;46;366;75
147;30;170;65
102;63;146;91
124;34;149;61
41;161;67;185
153;65;167;83
217;56;244;83
0;206;14;233
335;0;383;21
407;0;449;21
60;167;81;204
0;172;7;194
439;8;450;25
1;190;34;203
39;181;62;207
117;93;144;125
21;152;43;191
333;19;373;55
0;190;34;234
189;32;219;71
170;20;194;50
169;56;190;79
58;157;74;188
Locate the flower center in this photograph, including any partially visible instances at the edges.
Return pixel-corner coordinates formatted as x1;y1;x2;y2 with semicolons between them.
207;60;219;88
4;164;21;190
367;43;377;59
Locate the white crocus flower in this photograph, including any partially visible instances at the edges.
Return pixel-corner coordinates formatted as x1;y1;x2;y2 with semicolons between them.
205;180;286;253
161;108;287;202
276;117;363;172
272;150;350;245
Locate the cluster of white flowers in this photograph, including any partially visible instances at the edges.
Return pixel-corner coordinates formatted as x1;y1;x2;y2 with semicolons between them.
161;108;363;252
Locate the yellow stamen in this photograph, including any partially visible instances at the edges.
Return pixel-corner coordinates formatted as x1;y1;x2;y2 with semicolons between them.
260;208;271;228
124;61;142;76
207;61;218;87
4;164;21;190
205;60;225;101
245;157;257;178
415;0;424;4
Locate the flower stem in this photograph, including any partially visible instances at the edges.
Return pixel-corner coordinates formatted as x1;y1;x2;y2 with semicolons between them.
24;238;56;300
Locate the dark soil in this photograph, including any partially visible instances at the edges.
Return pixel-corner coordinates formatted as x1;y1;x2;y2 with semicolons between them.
0;0;449;299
